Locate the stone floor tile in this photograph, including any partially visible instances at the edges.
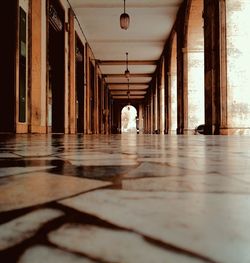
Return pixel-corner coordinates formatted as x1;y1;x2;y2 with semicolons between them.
122;175;250;193
0;166;55;178
57;152;136;160
18;245;94;263
49;224;204;263
69;159;138;166
14;149;55;157
0;153;19;158
1;134;250;262
124;162;200;178
60;190;250;263
0;173;111;212
0;209;63;251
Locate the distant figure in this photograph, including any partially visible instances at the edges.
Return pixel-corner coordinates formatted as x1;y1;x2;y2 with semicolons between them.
195;124;205;135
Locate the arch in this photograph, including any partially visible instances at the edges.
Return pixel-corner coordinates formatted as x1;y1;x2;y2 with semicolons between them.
186;0;204;132
121;105;137;134
225;0;250;134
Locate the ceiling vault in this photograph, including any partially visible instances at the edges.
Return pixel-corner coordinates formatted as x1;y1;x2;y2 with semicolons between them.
69;0;183;100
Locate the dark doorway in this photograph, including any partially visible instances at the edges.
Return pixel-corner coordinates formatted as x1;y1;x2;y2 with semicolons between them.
48;0;65;133
0;1;18;132
75;34;84;133
19;7;27;123
89;61;95;133
98;76;102;133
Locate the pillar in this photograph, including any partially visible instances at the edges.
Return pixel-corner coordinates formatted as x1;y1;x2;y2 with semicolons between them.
153;79;158;133
159;59;165;134
150;88;154;133
139;104;143;134
29;0;46;133
203;0;221;134
68;8;76;134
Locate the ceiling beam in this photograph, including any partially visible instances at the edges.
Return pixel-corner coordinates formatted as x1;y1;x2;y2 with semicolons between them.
109;87;148;91
112;95;145;99
97;60;157;66
104;73;153;78
107;82;149;86
110;91;147;95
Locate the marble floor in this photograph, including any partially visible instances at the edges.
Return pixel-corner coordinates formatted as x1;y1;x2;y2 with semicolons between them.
0;134;250;263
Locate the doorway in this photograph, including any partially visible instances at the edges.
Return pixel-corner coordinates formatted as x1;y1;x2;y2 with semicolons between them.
47;0;65;133
75;34;84;133
89;61;95;133
0;1;18;132
121;105;137;134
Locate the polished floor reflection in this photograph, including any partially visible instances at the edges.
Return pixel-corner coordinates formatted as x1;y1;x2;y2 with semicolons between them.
0;134;250;262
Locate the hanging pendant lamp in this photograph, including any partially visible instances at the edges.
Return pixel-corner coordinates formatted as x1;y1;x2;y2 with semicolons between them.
120;0;130;30
125;52;130;78
127;78;130;110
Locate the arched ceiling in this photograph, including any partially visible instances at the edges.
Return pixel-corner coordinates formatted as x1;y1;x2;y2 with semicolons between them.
68;0;183;100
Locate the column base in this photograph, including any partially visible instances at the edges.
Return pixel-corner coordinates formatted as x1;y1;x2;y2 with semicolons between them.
30;125;47;133
220;127;250;135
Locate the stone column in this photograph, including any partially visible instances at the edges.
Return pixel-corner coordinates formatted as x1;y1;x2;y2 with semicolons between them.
139;104;143;134
68;8;76;134
85;44;91;134
203;0;222;134
29;0;45;133
176;38;187;134
94;64;98;134
159;59;165;134
153;79;158;133
150;88;154;134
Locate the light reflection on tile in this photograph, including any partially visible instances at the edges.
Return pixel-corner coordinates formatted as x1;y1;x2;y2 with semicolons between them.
0;153;19;158
0;166;55;178
14;149;55;157
122;175;250;193
0;173;111;212
19;245;94;263
124;162;200;178
0;209;63;251
70;159;138;166
49;224;204;263
60;190;250;263
57;152;137;160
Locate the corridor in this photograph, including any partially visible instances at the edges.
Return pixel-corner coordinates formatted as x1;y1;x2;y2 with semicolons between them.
1;134;250;263
1;0;250;262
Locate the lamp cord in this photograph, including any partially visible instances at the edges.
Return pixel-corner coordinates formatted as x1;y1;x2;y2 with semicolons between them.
126;52;128;70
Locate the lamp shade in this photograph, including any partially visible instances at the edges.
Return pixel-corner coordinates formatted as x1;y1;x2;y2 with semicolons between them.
125;69;130;78
120;13;130;30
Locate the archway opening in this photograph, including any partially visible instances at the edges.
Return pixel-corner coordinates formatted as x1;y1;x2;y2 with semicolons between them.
121;105;137;134
169;33;177;133
186;0;204;132
226;0;250;134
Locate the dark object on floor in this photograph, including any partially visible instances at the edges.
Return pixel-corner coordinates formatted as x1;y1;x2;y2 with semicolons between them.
195;124;205;134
